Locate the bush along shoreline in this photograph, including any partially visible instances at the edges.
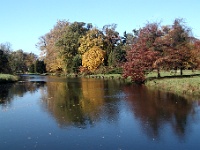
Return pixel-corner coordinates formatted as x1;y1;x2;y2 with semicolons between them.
0;74;19;83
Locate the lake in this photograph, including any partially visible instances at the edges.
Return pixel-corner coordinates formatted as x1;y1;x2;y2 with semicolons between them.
0;75;200;150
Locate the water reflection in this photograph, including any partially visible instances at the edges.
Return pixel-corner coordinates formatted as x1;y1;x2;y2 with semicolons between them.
123;85;198;140
0;84;12;105
38;77;200;140
1;75;200;147
40;78;122;128
0;82;45;108
40;78;86;128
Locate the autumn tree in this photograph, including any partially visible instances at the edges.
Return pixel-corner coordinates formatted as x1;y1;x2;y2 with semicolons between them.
78;28;104;54
123;19;197;83
123;23;162;83
37;21;91;74
81;46;106;72
36;20;70;73
191;40;200;69
153;19;194;75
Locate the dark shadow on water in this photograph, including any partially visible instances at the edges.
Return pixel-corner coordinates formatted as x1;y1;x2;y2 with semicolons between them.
0;83;13;105
0;81;46;108
123;84;198;140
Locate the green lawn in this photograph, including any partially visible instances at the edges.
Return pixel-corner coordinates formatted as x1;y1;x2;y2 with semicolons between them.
0;74;19;83
88;74;122;78
146;70;200;100
147;70;200;78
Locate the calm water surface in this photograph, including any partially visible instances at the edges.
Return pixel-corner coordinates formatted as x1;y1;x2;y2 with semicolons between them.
0;75;200;150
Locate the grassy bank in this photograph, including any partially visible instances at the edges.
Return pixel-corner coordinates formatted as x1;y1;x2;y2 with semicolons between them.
147;70;200;78
82;71;200;99
0;74;19;83
146;74;200;100
85;74;132;83
31;70;200;100
87;74;121;78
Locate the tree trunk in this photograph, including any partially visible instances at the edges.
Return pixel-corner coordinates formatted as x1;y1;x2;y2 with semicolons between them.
157;68;161;78
180;68;183;75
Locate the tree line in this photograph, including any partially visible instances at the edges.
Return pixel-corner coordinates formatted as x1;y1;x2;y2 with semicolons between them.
36;21;129;74
1;18;200;82
0;42;46;74
36;18;200;82
123;19;200;83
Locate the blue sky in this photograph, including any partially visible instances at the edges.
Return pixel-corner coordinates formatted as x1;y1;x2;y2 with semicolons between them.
1;0;200;55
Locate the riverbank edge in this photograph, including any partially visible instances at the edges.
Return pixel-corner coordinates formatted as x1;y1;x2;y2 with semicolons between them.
3;73;199;100
145;76;200;100
0;74;19;83
82;73;200;100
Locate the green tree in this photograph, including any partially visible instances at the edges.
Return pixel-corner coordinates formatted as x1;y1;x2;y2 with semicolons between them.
108;43;126;67
9;50;27;73
72;54;82;73
26;53;37;72
102;24;120;66
29;64;35;73
0;50;11;73
123;32;134;51
35;60;46;74
56;22;88;73
8;50;37;73
0;43;12;73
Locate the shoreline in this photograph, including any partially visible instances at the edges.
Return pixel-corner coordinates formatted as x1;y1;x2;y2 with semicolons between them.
0;74;19;83
1;73;200;100
146;76;200;100
83;73;200;100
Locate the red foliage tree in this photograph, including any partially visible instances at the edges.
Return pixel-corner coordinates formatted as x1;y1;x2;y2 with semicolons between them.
191;40;200;69
123;19;196;83
123;23;161;83
153;19;194;75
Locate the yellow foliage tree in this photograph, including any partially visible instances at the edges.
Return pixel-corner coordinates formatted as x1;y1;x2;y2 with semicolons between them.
82;46;106;72
78;28;104;54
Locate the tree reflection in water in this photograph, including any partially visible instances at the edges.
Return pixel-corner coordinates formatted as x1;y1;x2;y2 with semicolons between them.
1;76;199;144
40;78;88;128
40;78;122;129
0;84;12;105
0;82;45;108
123;84;197;140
